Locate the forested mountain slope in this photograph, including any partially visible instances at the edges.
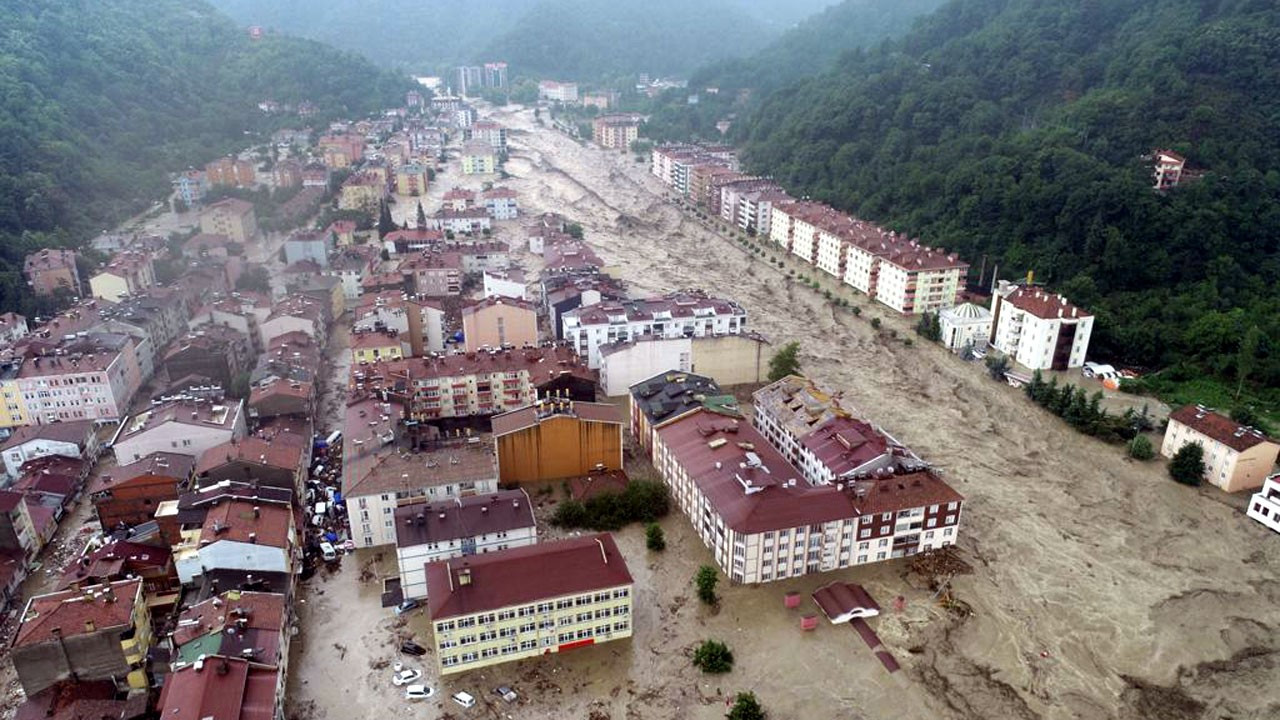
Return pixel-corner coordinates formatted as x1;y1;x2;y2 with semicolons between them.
642;0;946;141
0;0;410;316
740;0;1280;389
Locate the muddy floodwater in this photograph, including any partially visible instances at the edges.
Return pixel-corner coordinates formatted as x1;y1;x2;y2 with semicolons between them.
285;106;1280;720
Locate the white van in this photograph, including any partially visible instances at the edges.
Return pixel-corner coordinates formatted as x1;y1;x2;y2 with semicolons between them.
451;691;476;709
319;542;337;561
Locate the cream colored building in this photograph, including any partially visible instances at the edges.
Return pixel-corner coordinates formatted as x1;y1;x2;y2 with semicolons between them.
425;533;633;675
1162;406;1279;493
198;198;258;244
461;296;538;353
461;141;497;175
989;281;1093;370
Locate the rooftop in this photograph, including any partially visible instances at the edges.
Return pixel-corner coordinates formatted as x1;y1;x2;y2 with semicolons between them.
753;375;853;440
1168;405;1275;453
0;420;94;451
490;399;623;437
462;295;535;317
195;437;303;476
566;291;744;326
999;284;1092;321
118;399;241;440
395;489;535;547
629;371;740;426
15;579;142;647
157;656;277;720
171;589;285;654
58;540;172;590
425;533;632;620
199;500;293;548
346;443;496;499
203;198;255;216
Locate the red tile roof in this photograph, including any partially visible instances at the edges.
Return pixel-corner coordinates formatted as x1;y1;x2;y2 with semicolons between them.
171;590;285;647
395;489;535;547
58;540;172;590
425;533;632;620
0;420;94;451
200;501;292;548
194;437;303;476
346;443;495;498
1168;405;1274;453
158;657;277;720
1000;285;1092;320
14;579;142;647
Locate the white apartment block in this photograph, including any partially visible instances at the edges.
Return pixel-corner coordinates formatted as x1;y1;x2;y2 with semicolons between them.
395;489;536;599
989;281;1093;370
1246;475;1280;533
562;292;748;369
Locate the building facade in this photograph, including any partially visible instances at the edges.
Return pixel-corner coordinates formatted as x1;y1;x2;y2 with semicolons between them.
1161;406;1280;493
563;292;748;369
461;296;538;353
492;400;623;484
989;281;1093;370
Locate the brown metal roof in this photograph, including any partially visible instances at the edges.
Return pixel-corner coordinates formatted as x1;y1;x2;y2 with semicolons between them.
394;489;535;547
490;400;622;437
1168;405;1274;453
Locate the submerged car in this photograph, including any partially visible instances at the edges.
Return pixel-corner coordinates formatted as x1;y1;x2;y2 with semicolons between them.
399;641;427;656
404;685;435;701
392;667;422;686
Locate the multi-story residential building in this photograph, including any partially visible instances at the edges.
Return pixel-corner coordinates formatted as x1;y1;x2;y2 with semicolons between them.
301;163;331;188
161;326;254;389
346;444;499;549
989;281;1094;370
465;121;508;154
751;374;850;462
461;296;538;353
653;407;962;584
563;291;748;369
199;199;258;244
194;436;305;497
172;170;208;208
338;172;387;212
283;231;332;268
599;333;770;397
939;302;994;353
351;329;406;364
11;579;152;696
454;65;483;96
395;489;536;599
0;312;29;347
352;292;445;355
323;245;378;300
461;141;497;175
591;114;641;150
491;400;623;484
159;655;281;720
582;90;619;110
483;62;509;89
173;500;297;584
170;591;289;691
259;295;328;348
424;533;633;675
88;452;193;529
317;133;365;168
88;251;157;302
482;269;528;301
0;489;39;565
272;159;303;189
443;188;475;211
394;163;430;196
627;371;739;456
1;420;97;478
205;156;257;188
399;252;464;297
481;187;519;219
59;539;177;594
1246;474;1280;533
24;248;80;297
0;359;30;429
1162;406;1280;493
1153;148;1186;191
17;334;143;425
91;290;190;382
112;398;246;463
537;80;579;104
427;208;493;235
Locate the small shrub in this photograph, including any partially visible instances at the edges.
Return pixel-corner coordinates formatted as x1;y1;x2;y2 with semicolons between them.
870;318;881;330
692;640;734;674
850;306;861;316
727;692;765;720
645;522;666;551
1128;434;1155;460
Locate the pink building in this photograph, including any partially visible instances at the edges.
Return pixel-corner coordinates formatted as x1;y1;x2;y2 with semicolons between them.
23;249;80;298
17;334;142;424
461;296;538;353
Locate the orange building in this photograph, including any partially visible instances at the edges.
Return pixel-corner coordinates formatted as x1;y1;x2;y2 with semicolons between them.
461;296;537;353
492;400;623;484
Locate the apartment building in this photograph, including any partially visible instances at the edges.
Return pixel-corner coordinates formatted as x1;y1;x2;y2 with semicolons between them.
465;121;509;154
88;251;157;302
1153;148;1186;191
427;208;493;235
159;656;281;720
462;296;538;353
627;372;739;457
989;281;1094;370
537;81;579;104
482;187;519;220
874;246;968;314
338;173;387;212
24;249;80;297
317;133;365;168
653;408;962;584
483;62;509;89
346;444;499;549
112;398;246;463
194;436;305;497
199;199;258;244
173;500;297;584
394;163;430;196
482;269;528;301
1246;474;1280;534
205;156;256;188
399;252;463;296
88;452;193;529
283;231;332;268
461;141;497;175
1162;406;1280;493
591;114;641;150
424;533;633;675
352;292;445;355
11;579;152;696
492;400;623;484
17;334;142;425
600;332;770;396
1;420;97;478
172;170;208;208
563;292;748;369
395;489;536;599
162;326;255;389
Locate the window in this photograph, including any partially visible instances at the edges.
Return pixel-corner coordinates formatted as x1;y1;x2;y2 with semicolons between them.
537;602;553;613
458;635;475;645
477;613;496;624
539;619;555;630
520;640;537;651
460;652;477;663
481;648;499;659
457;617;476;628
557;632;574;643
859;528;871;539
876;552;886;560
441;656;458;667
556;599;573;610
614;621;630;632
613;588;630;599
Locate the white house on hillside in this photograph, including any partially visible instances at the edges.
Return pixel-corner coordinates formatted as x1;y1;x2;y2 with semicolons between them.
989;281;1093;370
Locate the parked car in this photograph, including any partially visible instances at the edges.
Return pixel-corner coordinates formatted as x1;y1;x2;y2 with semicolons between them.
394;599;420;615
319;542;337;561
493;686;518;703
391;666;422;681
399;641;427;656
451;691;476;709
404;685;435;701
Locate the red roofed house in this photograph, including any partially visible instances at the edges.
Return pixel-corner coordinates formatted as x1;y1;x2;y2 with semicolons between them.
1162;406;1280;493
194;437;305;497
425;533;633;675
23;249;81;298
158;656;279;720
989;280;1094;370
10;579;152;696
170;590;288;676
652;407;963;584
173;500;297;584
492;400;623;484
89;453;193;530
59;540;177;596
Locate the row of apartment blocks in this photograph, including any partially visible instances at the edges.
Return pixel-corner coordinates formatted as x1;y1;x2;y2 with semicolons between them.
632;371;963;584
650;144;969;315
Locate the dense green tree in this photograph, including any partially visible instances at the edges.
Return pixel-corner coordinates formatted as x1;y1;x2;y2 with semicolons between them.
1128;435;1155;461
767;341;802;381
376;200;395;237
694;565;719;605
1169;444;1206;486
645;522;666;552
416;201;427;229
236;266;271;294
692;640;734;674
